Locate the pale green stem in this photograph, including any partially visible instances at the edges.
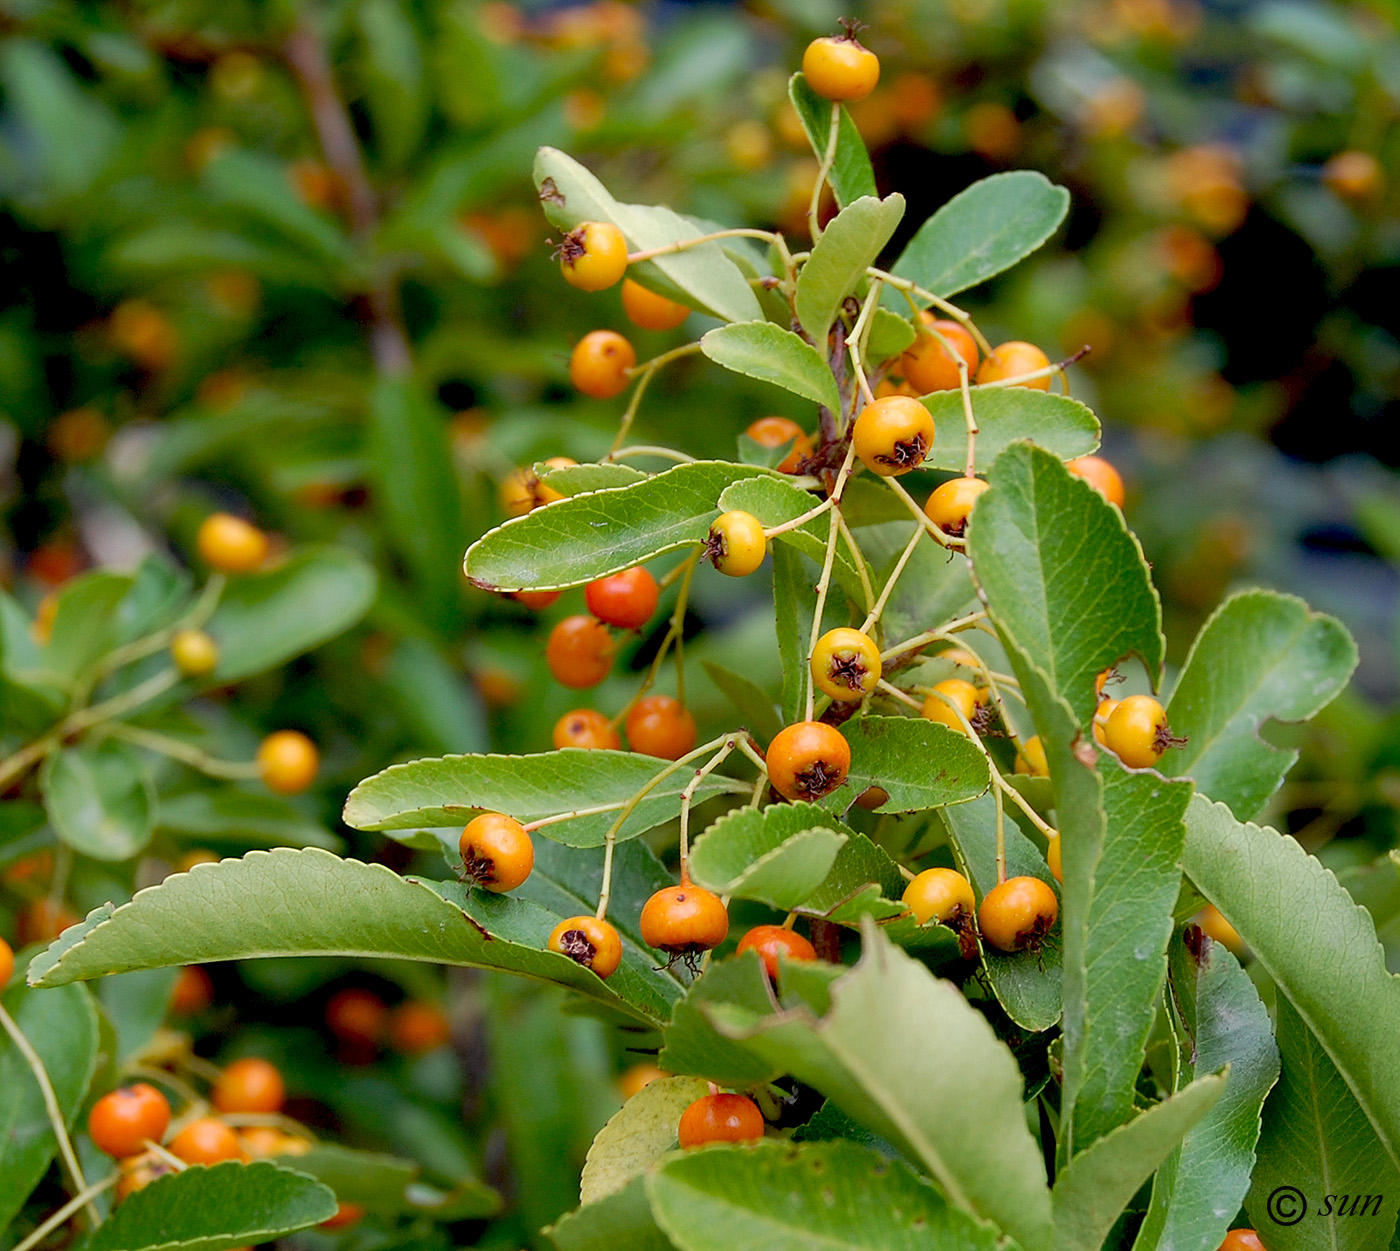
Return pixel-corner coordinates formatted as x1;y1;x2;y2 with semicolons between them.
0;1004;98;1227
627;228;780;264
808;103;841;241
103;723;262;779
9;1175;116;1251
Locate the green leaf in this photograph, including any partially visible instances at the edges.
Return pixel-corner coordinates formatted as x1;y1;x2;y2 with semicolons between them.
385;636;488;755
354;0;428;170
548;1176;678;1251
84;1159;337;1251
368;376;462;626
1163;590;1357;819
787;75;876;208
507;837;678;973
26;849;677;1026
1061;760;1192;1155
942;794;1062;1032
709;920;1053;1251
1182;795;1400;1171
534;148;762;324
648;1138;1006;1251
286;1142;500;1215
1245;997;1399;1251
795;195;906;344
659;951;785;1088
797;830;907;924
865;526;978;648
344;750;743;849
700;661;783;745
275;1143;416;1208
202;150;358;277
969;442;1164;726
865;310;917;363
98;967;179;1061
1135;931;1280;1251
772;545;822;725
689;804;849;910
0;978;99;1233
919;389;1100;473
700;324;841;412
1051;1076;1226;1251
486;977;617;1233
889;172;1069;299
207;546;377;683
716;476;867;605
42;739;154;861
156;788;342;851
825;716;990;816
541;463;649;496
465;462;770;592
42;570;132;687
435;876;684;1020
581;1076;711;1204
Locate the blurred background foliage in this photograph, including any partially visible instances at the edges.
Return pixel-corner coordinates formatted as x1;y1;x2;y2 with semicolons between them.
2;0;1398;1245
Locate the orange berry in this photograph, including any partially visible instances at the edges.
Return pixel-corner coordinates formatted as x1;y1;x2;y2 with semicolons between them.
976;341;1052;390
169;1116;243;1164
625;695;697;760
1066;455;1125;507
735;925;817;979
586;566;659;630
978;876;1058;953
621;279;690;331
213;1057;285;1115
553;708;622;750
745;417;813;474
0;938;13;988
321;1203;366;1231
677;1092;764;1146
170;965;213;1015
921;678;984;736
706;510;767;576
115;1149;176;1202
901;867;976;927
1216;1232;1265;1251
923;477;989;537
170;628;220;677
618;1062;670;1099
559;222;629;291
1323;151;1382;202
257;730;318;795
545;615;616;688
570;330;636;399
458;813;534;892
901;319;978;393
325;988;388;1046
388;1000;452;1054
1015;735;1049;777
88;1084;172;1158
507;588;561;610
196;513;268;573
640;885;729;956
809;627;881;702
1196;904;1244;957
547;915;623;979
767;721;851;802
852;395;935;476
1046;835;1062;883
801;35;880;103
1103;694;1170;769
